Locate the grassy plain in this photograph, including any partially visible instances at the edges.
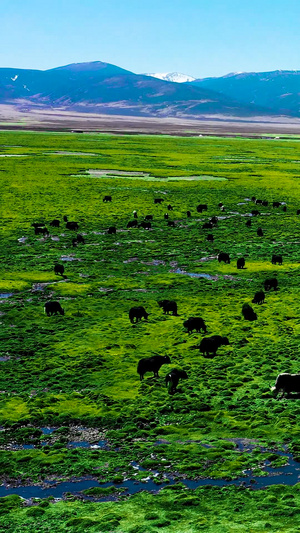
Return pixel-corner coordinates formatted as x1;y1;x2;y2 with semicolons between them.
1;130;300;531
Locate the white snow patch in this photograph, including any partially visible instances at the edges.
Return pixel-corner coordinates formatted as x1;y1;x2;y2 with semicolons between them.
143;72;196;83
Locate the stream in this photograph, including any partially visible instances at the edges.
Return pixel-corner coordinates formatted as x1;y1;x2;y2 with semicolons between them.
1;445;299;501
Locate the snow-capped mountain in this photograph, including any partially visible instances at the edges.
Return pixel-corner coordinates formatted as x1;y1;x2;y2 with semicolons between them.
143;72;196;83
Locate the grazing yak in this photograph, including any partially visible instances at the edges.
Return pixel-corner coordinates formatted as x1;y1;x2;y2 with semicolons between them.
158;300;178;316
197;204;208;213
107;226;116;234
272;254;283;265
264;278;278;291
44;301;64;316
218;252;230;264
164;213;169;220
127;220;138;228
63;215;68;222
210;216;218;225
273;201;281;208
167;204;173;211
242;303;257;321
154;198;164;204
167;221;175;227
76;234;85;244
129;306;149;324
54;264;64;276
218;202;223;208
202;222;213;229
145;215;153;220
186;211;191;218
237;257;245;269
262;200;268;207
200;335;229;357
252;290;265;304
66;221;79;231
207;234;214;242
50;219;60;227
184;317;207;334
103;195;112;202
246;219;252;227
251;196;256;202
133;210;138;219
273;373;300;397
139;221;151;229
297;209;300;216
34;226;49;236
166;368;188;394
255;199;262;205
137;355;171;380
257;228;263;237
251;209;260;216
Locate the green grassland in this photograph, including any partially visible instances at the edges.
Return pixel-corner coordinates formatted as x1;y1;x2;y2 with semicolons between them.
1;130;300;531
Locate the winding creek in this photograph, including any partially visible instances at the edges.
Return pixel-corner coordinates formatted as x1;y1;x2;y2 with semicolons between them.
1;437;300;501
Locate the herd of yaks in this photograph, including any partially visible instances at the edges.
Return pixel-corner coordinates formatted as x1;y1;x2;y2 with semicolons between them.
31;195;299;396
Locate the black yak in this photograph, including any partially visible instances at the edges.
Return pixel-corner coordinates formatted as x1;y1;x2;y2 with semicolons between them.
273;373;300;397
272;254;282;265
200;335;229;357
264;278;278;291
197;204;208;213
242;303;257;321
129;306;149;324
158;300;178;316
237;257;245;269
50;219;60;227
54;264;64;276
137;355;171;380
218;252;230;264
166;369;188;394
184;317;207;334
252;291;265;304
66;221;79;231
34;226;49;236
127;220;138;228
44;301;64;316
139;221;151;229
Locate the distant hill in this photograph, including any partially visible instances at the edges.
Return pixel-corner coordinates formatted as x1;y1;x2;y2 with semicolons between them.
143;72;196;83
0;61;268;118
189;71;300;117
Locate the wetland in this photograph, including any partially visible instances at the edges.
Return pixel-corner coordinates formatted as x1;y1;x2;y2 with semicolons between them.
1;130;300;531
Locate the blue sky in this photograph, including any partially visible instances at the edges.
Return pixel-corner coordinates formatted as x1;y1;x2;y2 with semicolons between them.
2;0;300;77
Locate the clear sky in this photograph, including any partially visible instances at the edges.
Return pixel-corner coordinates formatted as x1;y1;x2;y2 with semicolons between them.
1;0;300;78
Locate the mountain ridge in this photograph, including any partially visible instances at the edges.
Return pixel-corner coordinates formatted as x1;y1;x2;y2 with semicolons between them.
0;60;297;118
188;70;300;116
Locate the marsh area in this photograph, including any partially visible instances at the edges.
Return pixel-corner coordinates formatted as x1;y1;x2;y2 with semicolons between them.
1;130;300;531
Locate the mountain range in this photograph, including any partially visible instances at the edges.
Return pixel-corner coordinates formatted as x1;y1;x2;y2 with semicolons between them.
1;60;300;118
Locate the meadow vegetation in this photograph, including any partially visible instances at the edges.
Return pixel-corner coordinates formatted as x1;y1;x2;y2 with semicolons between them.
1;130;300;531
